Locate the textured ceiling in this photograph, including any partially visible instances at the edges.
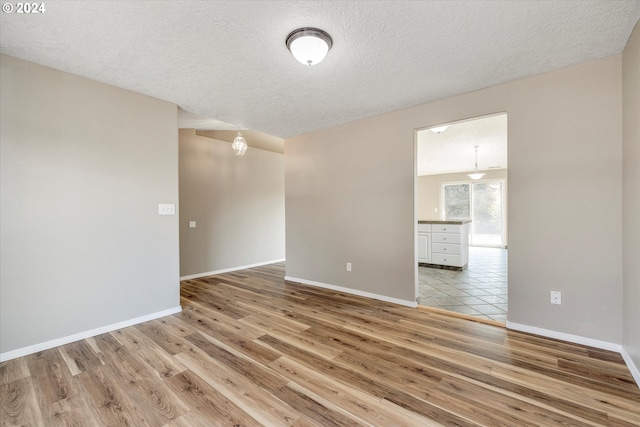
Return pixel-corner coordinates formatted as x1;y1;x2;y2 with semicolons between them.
1;1;638;138
417;113;507;176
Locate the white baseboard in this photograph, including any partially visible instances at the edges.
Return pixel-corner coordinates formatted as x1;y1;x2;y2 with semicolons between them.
180;259;286;280
506;321;622;352
285;276;417;308
621;347;640;388
0;306;182;362
506;322;640;388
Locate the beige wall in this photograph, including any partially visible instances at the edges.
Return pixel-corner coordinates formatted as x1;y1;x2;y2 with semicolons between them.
178;130;285;277
286;55;623;343
622;21;640;381
286;119;417;304
0;55;180;356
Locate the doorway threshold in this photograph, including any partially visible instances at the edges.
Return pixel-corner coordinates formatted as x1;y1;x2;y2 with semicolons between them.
418;305;505;327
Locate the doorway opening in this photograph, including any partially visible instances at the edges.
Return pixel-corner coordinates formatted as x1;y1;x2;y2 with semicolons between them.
415;113;508;323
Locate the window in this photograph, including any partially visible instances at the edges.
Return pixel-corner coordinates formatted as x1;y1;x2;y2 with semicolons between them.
442;183;470;220
442;180;505;247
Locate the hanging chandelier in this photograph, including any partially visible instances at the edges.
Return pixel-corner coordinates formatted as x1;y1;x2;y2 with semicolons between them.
232;131;247;156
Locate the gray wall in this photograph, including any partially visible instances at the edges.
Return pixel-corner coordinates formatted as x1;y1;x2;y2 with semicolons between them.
286;55;624;343
0;55;180;356
622;22;640;379
178;130;285;277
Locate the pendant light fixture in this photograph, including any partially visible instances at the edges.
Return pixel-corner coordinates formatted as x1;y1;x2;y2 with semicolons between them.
468;145;485;180
286;27;333;66
232;131;247;156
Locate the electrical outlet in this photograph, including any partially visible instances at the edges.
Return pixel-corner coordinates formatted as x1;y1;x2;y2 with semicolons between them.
346;262;352;272
550;290;562;305
158;204;175;215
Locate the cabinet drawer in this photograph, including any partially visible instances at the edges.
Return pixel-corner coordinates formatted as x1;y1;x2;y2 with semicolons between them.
431;243;460;255
417;223;431;232
431;224;461;233
431;253;462;267
431;233;461;244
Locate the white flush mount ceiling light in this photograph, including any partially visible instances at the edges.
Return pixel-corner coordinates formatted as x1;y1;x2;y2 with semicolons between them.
286;27;333;66
430;125;449;134
468;145;485;180
232;131;247;156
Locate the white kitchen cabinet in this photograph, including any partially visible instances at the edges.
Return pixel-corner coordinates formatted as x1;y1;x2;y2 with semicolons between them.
418;233;431;263
418;221;470;270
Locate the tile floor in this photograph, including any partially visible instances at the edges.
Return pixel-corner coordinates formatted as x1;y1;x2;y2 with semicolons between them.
418;247;508;323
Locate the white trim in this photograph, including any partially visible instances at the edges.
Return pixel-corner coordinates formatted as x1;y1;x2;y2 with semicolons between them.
621;347;640;388
180;259;286;280
0;306;182;362
506;321;622;352
508;322;640;388
285;276;417;308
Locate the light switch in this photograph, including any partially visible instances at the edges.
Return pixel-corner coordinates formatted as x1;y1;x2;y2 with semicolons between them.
189;221;196;228
158;204;175;215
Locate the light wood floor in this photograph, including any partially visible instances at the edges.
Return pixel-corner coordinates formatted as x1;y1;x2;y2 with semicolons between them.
1;263;639;426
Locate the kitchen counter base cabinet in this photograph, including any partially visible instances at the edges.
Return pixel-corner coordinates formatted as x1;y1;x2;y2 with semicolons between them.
417;223;431;263
417;221;470;271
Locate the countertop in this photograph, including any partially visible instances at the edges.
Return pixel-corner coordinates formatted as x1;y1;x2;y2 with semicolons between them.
418;219;472;225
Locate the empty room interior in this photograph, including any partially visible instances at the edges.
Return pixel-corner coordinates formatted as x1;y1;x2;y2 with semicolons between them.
1;2;639;426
